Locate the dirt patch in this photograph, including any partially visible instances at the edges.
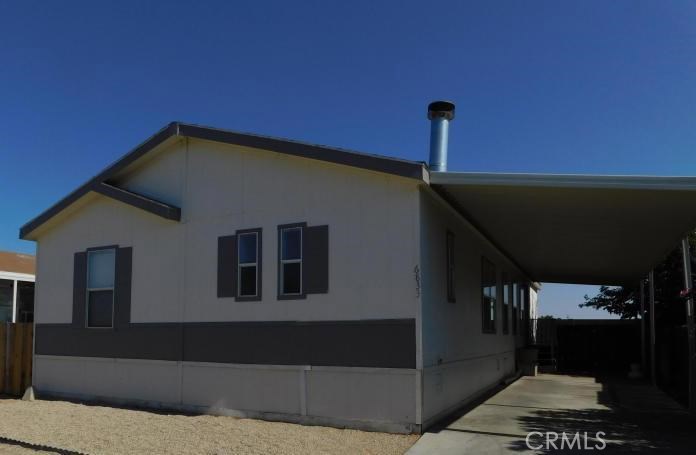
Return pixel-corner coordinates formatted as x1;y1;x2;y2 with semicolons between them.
0;399;418;455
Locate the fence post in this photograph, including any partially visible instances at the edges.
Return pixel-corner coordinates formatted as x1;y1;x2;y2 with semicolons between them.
4;322;10;394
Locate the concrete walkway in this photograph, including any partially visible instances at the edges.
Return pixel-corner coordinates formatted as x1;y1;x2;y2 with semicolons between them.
408;374;694;454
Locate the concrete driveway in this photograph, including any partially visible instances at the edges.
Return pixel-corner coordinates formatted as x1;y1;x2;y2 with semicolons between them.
408;374;693;454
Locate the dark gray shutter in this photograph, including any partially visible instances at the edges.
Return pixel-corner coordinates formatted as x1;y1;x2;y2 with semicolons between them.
303;225;329;294
72;252;87;327
217;235;237;297
115;247;133;328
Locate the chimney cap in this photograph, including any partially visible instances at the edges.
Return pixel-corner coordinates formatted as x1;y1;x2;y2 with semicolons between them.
428;100;455;120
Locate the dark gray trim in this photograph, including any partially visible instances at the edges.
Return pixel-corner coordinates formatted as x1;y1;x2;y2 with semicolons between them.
178;123;425;181
72;252;87;328
303;225;329;294
114;247;132;329
277;222;307;300
86;244;119;252
35;319;417;369
93;183;181;221
217;235;237;298
20;122;424;239
235;227;262;302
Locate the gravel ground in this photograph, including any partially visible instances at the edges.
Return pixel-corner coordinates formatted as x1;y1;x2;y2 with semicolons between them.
0;399;418;455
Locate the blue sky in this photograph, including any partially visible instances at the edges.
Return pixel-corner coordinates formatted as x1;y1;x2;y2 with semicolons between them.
1;1;694;318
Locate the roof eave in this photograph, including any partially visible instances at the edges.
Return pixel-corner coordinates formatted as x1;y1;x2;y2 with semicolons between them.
430;171;696;191
20;122;425;241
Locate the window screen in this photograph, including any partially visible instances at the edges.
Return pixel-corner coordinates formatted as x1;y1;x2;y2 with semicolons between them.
280;227;302;295
86;248;115;328
238;232;259;298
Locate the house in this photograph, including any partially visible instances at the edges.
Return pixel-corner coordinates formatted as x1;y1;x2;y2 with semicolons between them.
20;102;696;433
0;251;35;323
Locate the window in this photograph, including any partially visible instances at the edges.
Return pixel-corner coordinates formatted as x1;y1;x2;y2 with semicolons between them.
502;273;510;334
237;231;259;298
0;279;12;322
520;284;527;334
481;258;497;333
512;283;519;335
446;231;455;302
86;248;115;328
16;281;34;323
280;226;302;296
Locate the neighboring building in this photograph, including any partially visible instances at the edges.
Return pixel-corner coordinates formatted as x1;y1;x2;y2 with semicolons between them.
0;251;35;323
19;102;696;433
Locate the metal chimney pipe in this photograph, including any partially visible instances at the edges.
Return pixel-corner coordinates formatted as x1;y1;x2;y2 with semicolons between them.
427;101;455;172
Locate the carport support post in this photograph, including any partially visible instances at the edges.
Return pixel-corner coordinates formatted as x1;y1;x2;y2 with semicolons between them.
680;238;696;412
648;270;656;386
640;279;646;375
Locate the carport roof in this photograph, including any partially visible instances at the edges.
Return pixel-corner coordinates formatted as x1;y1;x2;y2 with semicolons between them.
430;172;696;285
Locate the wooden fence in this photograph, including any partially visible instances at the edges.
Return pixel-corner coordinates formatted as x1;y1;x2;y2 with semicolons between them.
0;323;33;396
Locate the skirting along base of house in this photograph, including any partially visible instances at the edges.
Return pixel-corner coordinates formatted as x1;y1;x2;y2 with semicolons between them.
33;355;419;434
421;350;516;429
36;389;420;434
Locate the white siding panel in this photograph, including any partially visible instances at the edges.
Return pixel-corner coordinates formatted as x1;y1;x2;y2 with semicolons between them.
306;368;417;423
34;355;181;405
182;363;302;415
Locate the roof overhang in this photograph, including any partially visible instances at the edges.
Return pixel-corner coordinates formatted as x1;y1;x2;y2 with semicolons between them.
20;122;425;240
431;172;696;285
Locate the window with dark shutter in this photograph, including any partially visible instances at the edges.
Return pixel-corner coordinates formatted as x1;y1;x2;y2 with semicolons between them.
278;223;328;299
73;246;131;329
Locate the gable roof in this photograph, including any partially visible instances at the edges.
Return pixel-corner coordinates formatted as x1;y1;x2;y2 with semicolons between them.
0;251;35;275
20;122;426;240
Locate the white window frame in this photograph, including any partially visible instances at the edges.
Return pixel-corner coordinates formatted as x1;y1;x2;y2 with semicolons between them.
237;232;259;298
280;226;303;296
86;248;115;329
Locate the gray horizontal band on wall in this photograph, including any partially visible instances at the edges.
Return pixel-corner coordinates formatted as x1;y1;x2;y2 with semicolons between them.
34;319;416;369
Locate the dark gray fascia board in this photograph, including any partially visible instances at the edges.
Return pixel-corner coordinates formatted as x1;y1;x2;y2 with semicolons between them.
93;182;181;221
430;171;696;191
177;123;425;180
20;122;425;239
